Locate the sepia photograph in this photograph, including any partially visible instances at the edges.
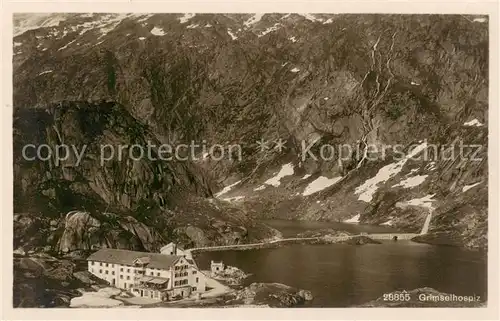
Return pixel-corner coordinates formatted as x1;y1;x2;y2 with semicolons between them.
3;4;498;318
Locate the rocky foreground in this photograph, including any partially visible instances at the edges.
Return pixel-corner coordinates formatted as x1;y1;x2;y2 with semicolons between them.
13;253;108;307
227;282;313;307
211;265;250;286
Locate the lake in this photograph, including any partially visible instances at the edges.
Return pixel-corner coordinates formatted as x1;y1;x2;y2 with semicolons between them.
195;220;487;307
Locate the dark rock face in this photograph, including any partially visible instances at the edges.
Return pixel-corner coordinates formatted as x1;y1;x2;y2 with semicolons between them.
234;282;313;307
12;14;488;251
13;101;276;253
13;254;108;308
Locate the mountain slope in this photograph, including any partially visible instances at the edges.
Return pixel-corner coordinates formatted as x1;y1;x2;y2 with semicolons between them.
13;13;488;250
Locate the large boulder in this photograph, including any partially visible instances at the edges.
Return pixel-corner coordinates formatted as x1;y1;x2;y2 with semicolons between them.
235;283;313;307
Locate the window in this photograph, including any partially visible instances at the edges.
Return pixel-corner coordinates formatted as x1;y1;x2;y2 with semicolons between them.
124;282;127;288
99;269;102;273
105;263;109;267
150;272;154;276
120;268;123;272
120;275;123;279
112;271;115;275
100;262;103;266
127;269;130;273
196;277;199;283
111;264;114;268
105;270;108;275
127;276;130;280
157;272;160;277
193;271;197;274
91;261;94;265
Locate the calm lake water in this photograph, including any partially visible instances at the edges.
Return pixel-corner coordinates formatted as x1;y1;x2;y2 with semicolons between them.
196;220;487;307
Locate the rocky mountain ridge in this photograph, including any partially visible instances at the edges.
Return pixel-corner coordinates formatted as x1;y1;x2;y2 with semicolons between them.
13;13;488;251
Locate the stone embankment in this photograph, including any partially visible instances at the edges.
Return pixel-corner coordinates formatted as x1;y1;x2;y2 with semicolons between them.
187;233;419;254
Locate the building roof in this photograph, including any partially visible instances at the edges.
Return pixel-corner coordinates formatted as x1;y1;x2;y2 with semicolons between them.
87;248;181;270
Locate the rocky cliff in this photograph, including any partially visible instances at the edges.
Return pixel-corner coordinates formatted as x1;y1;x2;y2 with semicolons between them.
13;13;488;251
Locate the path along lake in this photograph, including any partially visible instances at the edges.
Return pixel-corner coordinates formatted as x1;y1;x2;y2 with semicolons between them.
195;220;487;307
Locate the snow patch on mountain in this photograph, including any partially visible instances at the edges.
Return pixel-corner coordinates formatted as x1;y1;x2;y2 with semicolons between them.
302;176;342;196
258;23;280;37
227;30;238;40
58;39;76;51
290;68;300;73
355;141;428;202
215;180;242;197
300;14;323;22
396;194;435;210
462;182;482;193
425;162;437;171
381;219;393;226
38;70;53;76
244;14;264;27
97;14;130;37
344;214;360;223
13;13;68;37
222;196;245;202
463;119;484;127
179;13;195;24
392;175;428;189
150;27;166;36
264;163;294;187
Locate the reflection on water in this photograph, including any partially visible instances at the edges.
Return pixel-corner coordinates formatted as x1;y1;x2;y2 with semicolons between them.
196;220;487;307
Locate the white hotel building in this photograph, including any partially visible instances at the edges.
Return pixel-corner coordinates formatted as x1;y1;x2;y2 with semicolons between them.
87;248;206;301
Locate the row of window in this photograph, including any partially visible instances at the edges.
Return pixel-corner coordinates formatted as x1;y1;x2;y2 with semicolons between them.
91;269;165;280
174;279;189;286
91;268;116;276
91;261;115;268
174;264;189;271
175;272;188;277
